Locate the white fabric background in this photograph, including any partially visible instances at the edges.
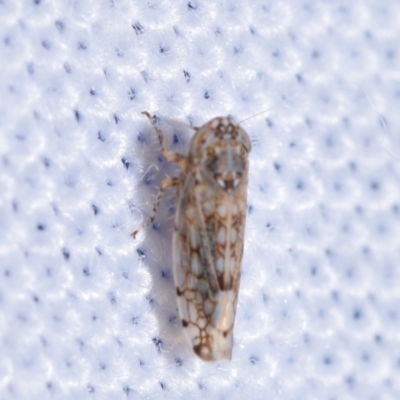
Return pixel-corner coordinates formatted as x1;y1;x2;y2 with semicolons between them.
1;1;400;399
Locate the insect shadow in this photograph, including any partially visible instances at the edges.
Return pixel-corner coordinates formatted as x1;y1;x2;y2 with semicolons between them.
131;114;194;361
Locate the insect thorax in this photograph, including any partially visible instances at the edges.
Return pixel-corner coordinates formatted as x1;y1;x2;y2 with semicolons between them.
190;117;251;192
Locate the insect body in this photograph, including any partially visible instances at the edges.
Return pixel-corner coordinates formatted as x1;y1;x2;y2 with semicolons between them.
134;112;251;361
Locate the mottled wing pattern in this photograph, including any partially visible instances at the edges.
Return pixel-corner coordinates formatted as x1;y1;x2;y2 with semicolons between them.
172;117;251;361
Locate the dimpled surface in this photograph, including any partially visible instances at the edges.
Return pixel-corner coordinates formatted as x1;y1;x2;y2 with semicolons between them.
1;0;400;399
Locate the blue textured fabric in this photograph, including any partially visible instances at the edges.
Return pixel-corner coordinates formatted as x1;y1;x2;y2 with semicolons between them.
1;1;400;399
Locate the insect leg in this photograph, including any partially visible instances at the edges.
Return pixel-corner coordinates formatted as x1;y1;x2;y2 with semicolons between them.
131;176;178;239
142;111;185;164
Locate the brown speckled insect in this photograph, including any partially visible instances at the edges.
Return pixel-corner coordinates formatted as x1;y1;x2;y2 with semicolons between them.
133;112;251;361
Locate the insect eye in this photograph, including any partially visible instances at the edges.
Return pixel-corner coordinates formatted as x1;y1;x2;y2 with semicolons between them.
238;128;252;152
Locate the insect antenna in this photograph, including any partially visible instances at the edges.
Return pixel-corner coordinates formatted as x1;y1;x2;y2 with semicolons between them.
237;106;278;126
